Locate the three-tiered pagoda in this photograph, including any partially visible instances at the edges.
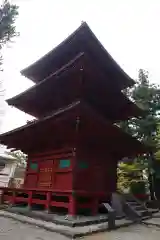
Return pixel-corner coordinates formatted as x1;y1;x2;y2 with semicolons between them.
0;22;148;216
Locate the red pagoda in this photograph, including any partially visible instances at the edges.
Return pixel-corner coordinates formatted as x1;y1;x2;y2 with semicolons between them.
0;22;148;216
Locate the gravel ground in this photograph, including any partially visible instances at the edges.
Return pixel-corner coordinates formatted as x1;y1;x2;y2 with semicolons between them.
0;216;69;240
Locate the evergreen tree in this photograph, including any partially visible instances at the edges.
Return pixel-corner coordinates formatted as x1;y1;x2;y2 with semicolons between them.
0;0;19;69
119;69;160;199
0;1;18;131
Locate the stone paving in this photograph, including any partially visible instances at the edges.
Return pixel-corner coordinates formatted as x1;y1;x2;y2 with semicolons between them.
0;210;133;237
1;213;160;239
0;216;68;240
86;224;160;240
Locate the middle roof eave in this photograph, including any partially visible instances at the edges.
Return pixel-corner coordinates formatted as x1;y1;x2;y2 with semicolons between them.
7;52;145;121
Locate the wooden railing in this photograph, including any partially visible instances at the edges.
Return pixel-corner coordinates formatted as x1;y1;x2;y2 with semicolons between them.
0;187;107;216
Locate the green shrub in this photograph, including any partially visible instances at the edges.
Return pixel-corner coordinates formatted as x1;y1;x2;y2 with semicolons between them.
130;180;146;195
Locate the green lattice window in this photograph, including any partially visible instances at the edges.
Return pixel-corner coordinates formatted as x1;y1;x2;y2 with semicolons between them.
30;162;38;171
59;159;70;168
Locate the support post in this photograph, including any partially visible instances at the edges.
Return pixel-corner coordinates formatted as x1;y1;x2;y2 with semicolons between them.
45;192;51;213
9;190;16;208
69;194;76;216
92;198;98;215
0;190;4;205
28;190;32;210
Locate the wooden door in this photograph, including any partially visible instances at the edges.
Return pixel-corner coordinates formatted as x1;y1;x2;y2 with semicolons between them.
38;160;54;189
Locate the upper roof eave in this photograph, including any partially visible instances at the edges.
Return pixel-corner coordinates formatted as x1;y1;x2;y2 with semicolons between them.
21;22;135;89
21;23;86;79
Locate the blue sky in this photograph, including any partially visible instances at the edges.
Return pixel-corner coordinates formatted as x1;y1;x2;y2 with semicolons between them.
1;0;160;133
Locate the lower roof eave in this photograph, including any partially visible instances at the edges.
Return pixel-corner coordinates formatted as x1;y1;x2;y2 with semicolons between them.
0;101;149;156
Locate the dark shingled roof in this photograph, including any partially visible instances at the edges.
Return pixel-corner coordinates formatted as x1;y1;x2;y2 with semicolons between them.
0;101;149;157
21;22;134;89
7;52;144;120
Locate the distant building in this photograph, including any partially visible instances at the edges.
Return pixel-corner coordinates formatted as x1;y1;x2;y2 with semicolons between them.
0;149;25;188
10;166;25;188
0;153;17;187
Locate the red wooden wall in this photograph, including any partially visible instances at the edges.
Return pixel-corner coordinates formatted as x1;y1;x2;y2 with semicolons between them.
24;148;74;191
74;146;118;194
23;145;118;202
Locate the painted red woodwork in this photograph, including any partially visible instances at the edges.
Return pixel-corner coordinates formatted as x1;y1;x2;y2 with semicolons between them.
54;172;72;190
46;192;51;210
68;195;76;216
0;141;117;216
0;186;110;216
38;160;54;189
74;147;118;195
24;174;38;188
0;144;118;215
13;197;28;203
24;149;74;193
50;201;69;208
28;191;33;208
23;145;118;201
92;199;98;215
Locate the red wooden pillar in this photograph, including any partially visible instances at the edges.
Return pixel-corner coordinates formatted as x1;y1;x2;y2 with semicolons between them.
45;191;51;212
69;194;76;216
28;190;33;210
10;190;16;207
0;189;4;205
92;198;98;215
8;190;16;207
23;156;30;187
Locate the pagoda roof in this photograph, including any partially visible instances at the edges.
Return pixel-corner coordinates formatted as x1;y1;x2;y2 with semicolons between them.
0;101;149;157
21;22;134;90
7;53;144;121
